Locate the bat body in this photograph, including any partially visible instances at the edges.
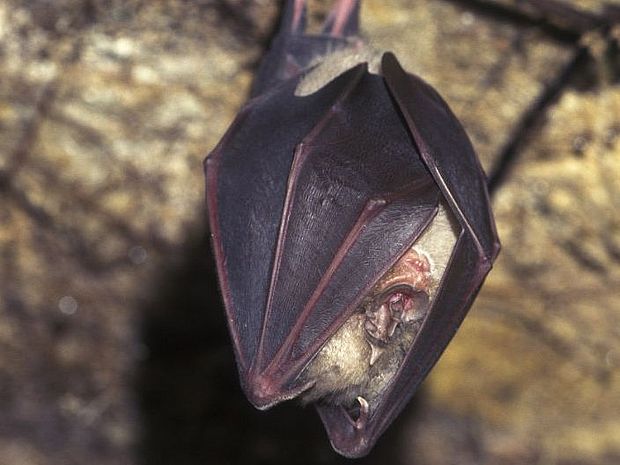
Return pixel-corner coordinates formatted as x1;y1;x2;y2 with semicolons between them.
205;0;500;457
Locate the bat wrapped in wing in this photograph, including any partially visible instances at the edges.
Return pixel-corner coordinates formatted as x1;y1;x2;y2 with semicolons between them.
204;0;500;457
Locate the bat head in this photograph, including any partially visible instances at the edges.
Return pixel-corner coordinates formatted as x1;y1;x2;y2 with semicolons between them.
205;1;499;458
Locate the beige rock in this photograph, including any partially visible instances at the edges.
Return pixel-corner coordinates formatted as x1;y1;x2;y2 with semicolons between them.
0;1;618;464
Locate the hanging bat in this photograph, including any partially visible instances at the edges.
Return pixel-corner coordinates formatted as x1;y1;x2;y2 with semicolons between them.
204;0;500;458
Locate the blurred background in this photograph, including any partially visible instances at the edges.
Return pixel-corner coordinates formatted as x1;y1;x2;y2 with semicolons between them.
0;0;619;464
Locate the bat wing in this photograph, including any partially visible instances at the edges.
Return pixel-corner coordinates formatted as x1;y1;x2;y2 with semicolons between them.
206;62;444;410
315;53;500;457
206;65;369;394
381;52;500;261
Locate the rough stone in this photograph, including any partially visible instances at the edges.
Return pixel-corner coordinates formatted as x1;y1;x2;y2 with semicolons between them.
0;1;618;464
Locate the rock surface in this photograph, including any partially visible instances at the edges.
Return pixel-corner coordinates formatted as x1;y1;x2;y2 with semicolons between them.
0;1;618;464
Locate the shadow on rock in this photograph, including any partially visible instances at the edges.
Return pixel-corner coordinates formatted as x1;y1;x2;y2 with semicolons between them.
136;226;421;465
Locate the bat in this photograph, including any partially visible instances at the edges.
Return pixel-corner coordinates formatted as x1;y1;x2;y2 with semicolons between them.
204;0;500;458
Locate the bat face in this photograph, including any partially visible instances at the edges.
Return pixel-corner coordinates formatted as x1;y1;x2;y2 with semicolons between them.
204;0;500;458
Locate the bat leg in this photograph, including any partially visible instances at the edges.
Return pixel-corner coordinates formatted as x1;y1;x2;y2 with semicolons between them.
322;0;361;37
281;0;308;36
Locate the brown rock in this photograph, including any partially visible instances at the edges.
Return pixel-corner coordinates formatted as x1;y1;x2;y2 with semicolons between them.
0;1;618;464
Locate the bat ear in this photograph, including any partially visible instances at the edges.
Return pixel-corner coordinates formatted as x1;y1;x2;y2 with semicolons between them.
322;0;361;37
